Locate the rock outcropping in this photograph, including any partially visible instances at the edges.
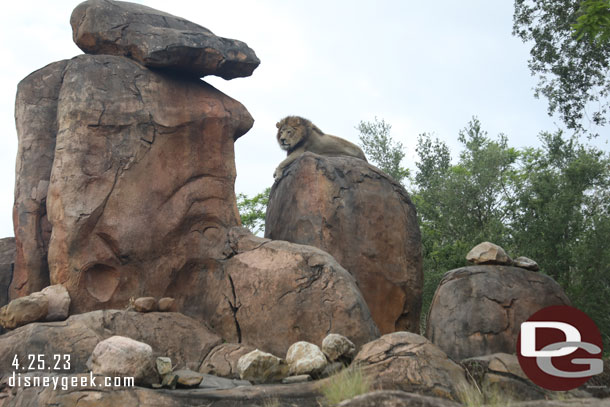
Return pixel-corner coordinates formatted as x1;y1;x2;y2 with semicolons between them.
265;153;423;334
426;265;571;360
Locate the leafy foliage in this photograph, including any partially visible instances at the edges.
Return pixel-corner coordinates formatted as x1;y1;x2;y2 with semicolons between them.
513;0;610;132
356;118;410;185
236;188;270;235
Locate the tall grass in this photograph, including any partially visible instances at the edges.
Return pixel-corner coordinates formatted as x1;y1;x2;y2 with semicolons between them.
320;366;371;406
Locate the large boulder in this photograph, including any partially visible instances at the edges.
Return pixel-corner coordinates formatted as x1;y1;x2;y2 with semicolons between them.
190;227;380;356
426;265;571;361
353;332;469;401
87;335;158;386
70;0;259;79
11;61;68;299
265;153;423;334
0;310;222;375
29;53;252;314
0;291;48;329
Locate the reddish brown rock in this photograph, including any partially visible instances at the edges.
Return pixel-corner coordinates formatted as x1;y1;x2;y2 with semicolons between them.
11;60;69;299
186;227;379;357
353;332;469;401
70;0;259;79
157;297;176;312
44;54;252;315
0;291;48;329
0;310;221;375
426;265;571;361
134;297;157;313
0;237;15;308
265;153;423;334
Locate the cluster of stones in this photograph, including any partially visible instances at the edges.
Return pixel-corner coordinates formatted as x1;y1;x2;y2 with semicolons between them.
0;284;70;329
236;333;357;384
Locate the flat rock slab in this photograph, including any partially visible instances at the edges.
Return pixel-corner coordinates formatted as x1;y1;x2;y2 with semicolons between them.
0;310;221;375
338;390;461;407
1;380;324;407
71;0;259;79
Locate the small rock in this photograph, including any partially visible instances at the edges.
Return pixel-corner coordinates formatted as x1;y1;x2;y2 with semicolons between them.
282;374;312;384
156;357;172;376
466;242;512;265
41;284;71;321
0;292;48;329
513;256;539;271
322;333;356;363
87;335;158;386
286;341;328;377
133;297;157;312
151;383;162;389
237;349;288;383
161;373;178;389
174;369;204;388
157;297;175;312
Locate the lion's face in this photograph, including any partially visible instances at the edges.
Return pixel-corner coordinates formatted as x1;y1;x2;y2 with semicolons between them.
276;124;304;152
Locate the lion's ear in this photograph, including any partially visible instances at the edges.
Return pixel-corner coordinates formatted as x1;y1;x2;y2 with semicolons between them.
276;122;281;129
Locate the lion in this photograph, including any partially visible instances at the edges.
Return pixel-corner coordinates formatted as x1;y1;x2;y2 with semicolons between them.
273;116;367;179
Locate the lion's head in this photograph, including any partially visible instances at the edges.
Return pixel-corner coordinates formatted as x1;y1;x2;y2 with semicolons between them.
276;116;323;153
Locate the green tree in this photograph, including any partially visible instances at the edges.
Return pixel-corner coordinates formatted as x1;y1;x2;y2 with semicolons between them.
356;118;410;185
513;0;610;132
510;132;610;347
413;118;519;329
236;188;270;235
573;0;610;45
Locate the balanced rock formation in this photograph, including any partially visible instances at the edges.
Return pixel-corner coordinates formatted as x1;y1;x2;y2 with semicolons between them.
71;0;259;79
513;256;539;271
466;241;512;265
353;332;469;401
0;310;222;375
265;153;423;334
0;291;48;329
426;265;571;361
322;333;357;363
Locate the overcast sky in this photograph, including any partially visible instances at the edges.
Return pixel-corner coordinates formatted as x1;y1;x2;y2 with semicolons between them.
1;0;607;238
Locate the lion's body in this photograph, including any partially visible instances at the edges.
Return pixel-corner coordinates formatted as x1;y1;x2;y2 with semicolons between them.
274;116;367;179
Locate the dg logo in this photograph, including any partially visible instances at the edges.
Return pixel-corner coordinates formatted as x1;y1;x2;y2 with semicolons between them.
517;305;604;391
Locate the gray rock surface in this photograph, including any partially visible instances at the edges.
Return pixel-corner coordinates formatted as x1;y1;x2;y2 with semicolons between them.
70;0;260;79
338;390;461;407
426;265;571;361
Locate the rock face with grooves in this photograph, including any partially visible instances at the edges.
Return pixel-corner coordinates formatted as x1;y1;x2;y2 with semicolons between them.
265;153;423;334
195;227;379;357
12;61;68;299
42;54;252;314
70;0;260;79
426;265;571;361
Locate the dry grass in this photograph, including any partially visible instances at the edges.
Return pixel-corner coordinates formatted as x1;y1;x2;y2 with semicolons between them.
320;366;371;406
457;382;516;407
